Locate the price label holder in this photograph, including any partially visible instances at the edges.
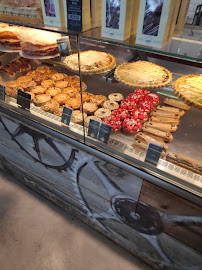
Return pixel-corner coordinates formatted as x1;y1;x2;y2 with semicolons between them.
61;106;73;126
17;90;31;110
98;123;112;144
88;119;100;139
57;37;71;57
67;0;82;32
145;143;163;166
0;85;5;101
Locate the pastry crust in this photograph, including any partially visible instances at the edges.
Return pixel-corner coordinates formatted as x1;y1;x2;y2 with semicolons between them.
64;50;116;74
31;86;47;95
90;95;107;106
115;61;172;89
33;94;51;106
103;100;119;110
41;100;60;113
83;102;98;115
94;108;111;119
163;98;190;110
71;110;87;124
63;88;78;97
144;122;178;133
65;98;81;110
173;74;202;110
53;93;70;105
46;87;61;97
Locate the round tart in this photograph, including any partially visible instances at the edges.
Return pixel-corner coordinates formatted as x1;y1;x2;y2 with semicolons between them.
103;100;119;110
71;110;87;124
55;81;70;89
76;92;92;102
131;109;148;123
83;102;98;115
34;75;48;85
71;81;86;91
115;61;172;89
33;94;51;106
63;87;78;97
41;100;60;113
94;108;111;119
51;73;66;81
112;108;130;121
145;93;161;106
90;95;107;106
103;116;122;133
44;70;58;78
17;75;32;83
173;74;202;110
41;79;55;88
138;100;154;113
122;119;142;135
46;87;61;97
53;93;70;105
64;50;116;74
120;99;137;111
85;116;101;127
108;93;124;103
64;75;80;83
65;98;81;110
36;66;50;73
31;86;47;95
27;70;41;77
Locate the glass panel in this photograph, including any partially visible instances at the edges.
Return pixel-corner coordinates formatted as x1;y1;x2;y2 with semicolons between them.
79;36;202;197
0;27;85;143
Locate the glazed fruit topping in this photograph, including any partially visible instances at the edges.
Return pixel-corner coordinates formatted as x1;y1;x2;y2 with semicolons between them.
122;119;142;132
103;116;122;131
112;108;130;121
120;99;137;111
131;108;148;121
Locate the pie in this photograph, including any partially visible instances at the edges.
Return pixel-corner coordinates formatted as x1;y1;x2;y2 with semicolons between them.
173;74;202;110
114;61;172;89
64;50;116;74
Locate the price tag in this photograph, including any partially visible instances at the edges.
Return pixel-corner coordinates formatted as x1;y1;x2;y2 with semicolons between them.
145;143;163;166
0;84;5;101
67;0;82;32
88;119;100;139
17;90;31;110
98;123;112;144
57;37;71;57
61;106;73;126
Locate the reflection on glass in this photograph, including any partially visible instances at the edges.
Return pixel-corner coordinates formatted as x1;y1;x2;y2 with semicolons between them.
44;0;56;17
106;0;120;29
142;0;164;36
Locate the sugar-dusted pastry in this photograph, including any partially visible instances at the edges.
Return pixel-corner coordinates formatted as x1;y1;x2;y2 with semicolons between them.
108;93;124;103
31;86;47;95
46;87;61;97
90;95;107;106
41;100;60;113
41;79;55;88
163;98;190;110
83;102;98;115
71;81;86;91
33;94;51;106
94;108;111;119
55;81;70;89
71;110;87;124
103;100;119;110
85;116;102;127
51;73;66;81
63;87;78;97
65;98;81;110
53;93;70;105
36;66;50;73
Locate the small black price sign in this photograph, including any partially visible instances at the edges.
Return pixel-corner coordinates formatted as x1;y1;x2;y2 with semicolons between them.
88;119;100;139
98;123;112;144
57;37;71;57
17;90;31;110
145;143;163;166
61;106;73;126
0;84;5;101
67;0;82;32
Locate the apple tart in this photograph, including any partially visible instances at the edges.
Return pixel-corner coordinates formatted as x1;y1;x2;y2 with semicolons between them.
173;74;202;110
64;50;116;74
115;61;172;89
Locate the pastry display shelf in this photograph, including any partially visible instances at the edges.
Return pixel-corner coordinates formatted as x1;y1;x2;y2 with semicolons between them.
80;27;202;66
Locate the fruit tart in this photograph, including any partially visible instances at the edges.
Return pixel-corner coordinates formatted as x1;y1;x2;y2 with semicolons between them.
112;108;130;121
120;99;137;111
103;115;122;133
131;108;148;123
122;119;142;135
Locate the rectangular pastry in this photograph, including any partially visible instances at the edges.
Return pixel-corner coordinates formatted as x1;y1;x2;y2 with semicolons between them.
156;105;185;116
150;116;180;125
135;132;168;151
132;139;166;156
166;153;202;175
144;121;178;132
163;98;190;110
151;110;182;119
142;126;173;142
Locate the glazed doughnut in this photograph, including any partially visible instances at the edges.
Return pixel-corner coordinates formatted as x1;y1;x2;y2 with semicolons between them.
103;100;119;110
63;87;78;97
64;75;80;83
71;110;87;124
55;81;70;89
76;92;92;102
83;102;98;115
46;87;61;97
94;108;111;119
71;81;86;91
85;116;101;127
31;86;47;95
41;79;55;88
108;93;124;103
90;95;107;106
41;100;60;113
33;94;51;106
51;73;66;81
36;66;50;73
53;93;70;105
65;98;81;110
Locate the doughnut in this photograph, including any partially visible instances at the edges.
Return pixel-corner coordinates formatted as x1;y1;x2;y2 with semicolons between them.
94;108;111;119
103;100;119;110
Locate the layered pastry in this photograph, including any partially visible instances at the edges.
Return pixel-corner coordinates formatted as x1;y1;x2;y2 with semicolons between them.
115;61;172;89
0;26;23;50
64;50;116;74
18;29;61;57
0;57;30;77
173;74;202;109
